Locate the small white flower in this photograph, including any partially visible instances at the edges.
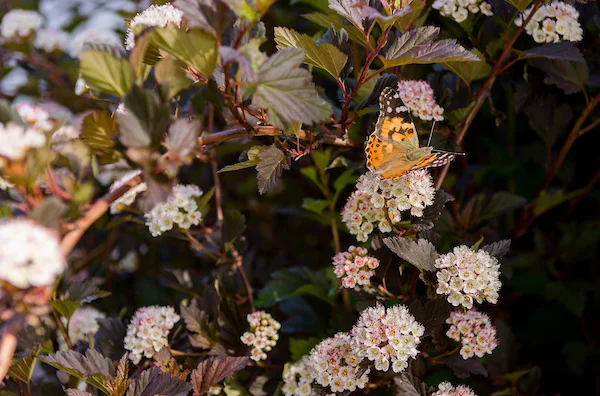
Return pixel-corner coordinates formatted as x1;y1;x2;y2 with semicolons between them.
1;10;43;41
517;1;582;43
124;305;180;364
34;28;69;52
431;381;478;396
241;311;281;362
109;170;147;214
397;80;445;122
0;219;65;289
433;0;494;21
125;3;183;50
58;306;105;349
0;123;46;161
351;304;424;374
144;184;204;237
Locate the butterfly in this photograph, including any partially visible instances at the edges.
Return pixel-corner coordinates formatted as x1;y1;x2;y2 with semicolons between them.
365;87;460;179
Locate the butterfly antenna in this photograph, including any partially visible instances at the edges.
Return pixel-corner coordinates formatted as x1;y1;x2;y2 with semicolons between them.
426;121;435;147
432;149;466;156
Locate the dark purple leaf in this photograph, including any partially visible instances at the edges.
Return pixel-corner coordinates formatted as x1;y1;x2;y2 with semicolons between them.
191;356;249;395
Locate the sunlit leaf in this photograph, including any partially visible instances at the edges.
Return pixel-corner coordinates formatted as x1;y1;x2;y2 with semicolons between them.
155;57;193;98
303;12;368;46
191;356;249;395
506;0;533;12
328;0;366;31
40;350;114;393
80;110;119;150
80;44;135;97
383;26;479;67
274;27;348;78
443;49;491;84
251;48;333;130
383;237;438;272
126;367;192;396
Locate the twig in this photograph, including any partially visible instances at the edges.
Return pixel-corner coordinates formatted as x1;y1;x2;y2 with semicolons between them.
232;248;254;308
208;104;224;225
0;331;17;382
51;306;73;350
184;229;219;260
197;125;359;147
60;175;143;255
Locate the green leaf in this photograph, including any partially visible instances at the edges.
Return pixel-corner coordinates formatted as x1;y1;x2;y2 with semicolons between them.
532;188;586;218
302;198;330;215
126;367;193;396
394;0;426;33
8;350;38;384
223;378;250;396
274;27;348;78
191;356;249;395
255;145;291;195
50;300;81;322
356;73;398;110
506;0;533;12
383;26;479;67
479;192;527;220
155;57;193;98
222;0;274;22
61;281;111;304
255;267;333;307
443;49;491;84
251;48;333;130
0;99;23;124
80;110;119;150
289;337;321;361
219;159;260;173
303;12;367;46
223;209;246;244
383;237;438;272
333;169;357;199
40;350;114;394
129;30;158;83
117;86;171;149
80;44;135;97
152;25;218;79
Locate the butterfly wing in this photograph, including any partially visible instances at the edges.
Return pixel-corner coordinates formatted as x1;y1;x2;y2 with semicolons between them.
366;133;419;179
374;87;419;151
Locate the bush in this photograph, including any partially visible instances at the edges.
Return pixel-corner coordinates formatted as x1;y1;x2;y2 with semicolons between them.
0;0;598;395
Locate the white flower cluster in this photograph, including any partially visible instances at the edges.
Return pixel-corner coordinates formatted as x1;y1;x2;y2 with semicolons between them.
432;0;493;23
15;103;53;132
432;381;478;396
447;309;498;360
34;28;70;52
282;356;314;396
351;304;424;373
309;333;369;393
59;306;105;349
342;170;435;242
109;170;147;214
145;184;203;237
435;246;501;309
515;1;583;43
241;311;281;361
0;9;44;41
0;123;46;161
125;3;184;50
397;80;445;121
69;28;122;57
124;305;180;364
0;219;65;289
332;246;380;289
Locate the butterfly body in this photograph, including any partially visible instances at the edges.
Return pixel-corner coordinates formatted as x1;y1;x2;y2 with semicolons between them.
365;87;457;180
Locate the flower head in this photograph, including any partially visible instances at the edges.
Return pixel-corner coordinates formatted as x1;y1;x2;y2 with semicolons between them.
1;10;43;41
433;0;494;22
515;1;582;43
125;3;183;50
351;304;424;373
241;311;281;361
0;219;65;289
432;381;478;396
435;246;501;308
109;170;147;214
34;28;69;52
0;123;46;162
144;184;204;237
124;305;180;364
342;170;435;242
397;80;445;121
308;333;369;393
332;246;380;290
15;103;53;132
282;356;315;396
447;308;497;359
59;306;105;349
